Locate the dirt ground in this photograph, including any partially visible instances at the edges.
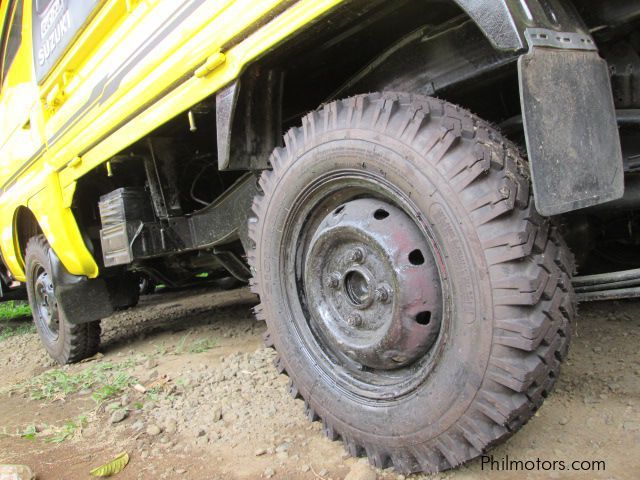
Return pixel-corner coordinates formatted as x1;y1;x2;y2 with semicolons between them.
0;286;638;480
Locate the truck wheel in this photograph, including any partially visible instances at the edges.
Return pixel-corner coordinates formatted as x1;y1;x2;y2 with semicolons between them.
25;235;101;365
138;274;156;295
248;93;575;473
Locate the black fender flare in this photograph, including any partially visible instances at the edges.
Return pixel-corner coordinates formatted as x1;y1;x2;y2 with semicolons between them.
453;0;589;51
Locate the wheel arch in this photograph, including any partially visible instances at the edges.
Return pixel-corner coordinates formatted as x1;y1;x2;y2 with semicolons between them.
0;205;44;281
216;0;588;171
217;0;486;171
14;206;43;272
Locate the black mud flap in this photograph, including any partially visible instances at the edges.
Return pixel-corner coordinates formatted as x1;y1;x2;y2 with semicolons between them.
49;248;113;324
519;48;624;216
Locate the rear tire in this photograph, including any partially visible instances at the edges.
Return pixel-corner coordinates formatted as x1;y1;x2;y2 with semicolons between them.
25;235;101;365
248;93;575;473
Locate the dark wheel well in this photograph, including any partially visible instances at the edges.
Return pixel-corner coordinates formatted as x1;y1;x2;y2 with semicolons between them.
218;0;523;172
14;206;42;268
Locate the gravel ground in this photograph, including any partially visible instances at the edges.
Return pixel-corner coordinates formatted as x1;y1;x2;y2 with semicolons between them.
0;286;638;479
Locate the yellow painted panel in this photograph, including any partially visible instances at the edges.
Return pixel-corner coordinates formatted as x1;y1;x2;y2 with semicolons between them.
27;173;99;277
0;0;346;280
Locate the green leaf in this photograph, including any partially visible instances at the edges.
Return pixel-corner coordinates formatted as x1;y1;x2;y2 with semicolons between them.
90;452;129;477
21;424;37;439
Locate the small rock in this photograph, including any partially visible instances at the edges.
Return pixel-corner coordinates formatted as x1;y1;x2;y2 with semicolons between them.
0;465;34;480
255;448;267;456
264;468;275;478
120;394;130;407
175;469;187;474
223;412;237;422
301;465;310;473
147;424;162;436
165;419;177;434
275;442;290;453
318;468;329;476
145;358;158;369
593;346;602;353
212;407;222;422
344;462;377;480
558;417;569;426
146;370;159;383
110;409;128;424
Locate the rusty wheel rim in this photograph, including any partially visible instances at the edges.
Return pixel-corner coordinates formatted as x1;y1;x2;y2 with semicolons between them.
282;170;449;400
33;266;59;341
304;198;442;370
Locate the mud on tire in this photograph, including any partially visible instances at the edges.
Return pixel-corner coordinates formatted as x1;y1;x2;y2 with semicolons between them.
248;93;575;473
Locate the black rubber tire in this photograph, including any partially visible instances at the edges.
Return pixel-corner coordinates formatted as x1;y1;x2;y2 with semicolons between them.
25;235;101;365
248;93;576;474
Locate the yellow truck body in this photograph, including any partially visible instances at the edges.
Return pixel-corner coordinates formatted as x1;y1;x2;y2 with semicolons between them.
0;0;340;282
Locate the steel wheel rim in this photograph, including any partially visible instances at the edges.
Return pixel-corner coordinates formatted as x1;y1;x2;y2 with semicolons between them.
281;169;450;401
33;265;59;341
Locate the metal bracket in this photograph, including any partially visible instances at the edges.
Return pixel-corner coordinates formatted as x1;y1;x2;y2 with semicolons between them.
525;28;597;52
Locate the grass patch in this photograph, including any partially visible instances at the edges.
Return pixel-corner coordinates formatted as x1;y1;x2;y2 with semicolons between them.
0;323;35;341
20;424;38;440
92;371;133;403
10;414;89;443
0;301;31;321
174;334;217;354
153;342;168;356
27;361;136;404
15;360;139;443
45;415;88;443
174;334;189;354
0;301;34;341
189;338;216;353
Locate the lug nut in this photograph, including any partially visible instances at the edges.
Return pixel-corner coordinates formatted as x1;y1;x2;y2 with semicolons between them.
324;273;341;289
346;312;363;328
348;247;365;263
374;284;392;304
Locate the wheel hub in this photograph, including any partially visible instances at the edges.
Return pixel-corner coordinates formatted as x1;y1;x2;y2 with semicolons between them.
34;270;58;334
304;198;442;370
